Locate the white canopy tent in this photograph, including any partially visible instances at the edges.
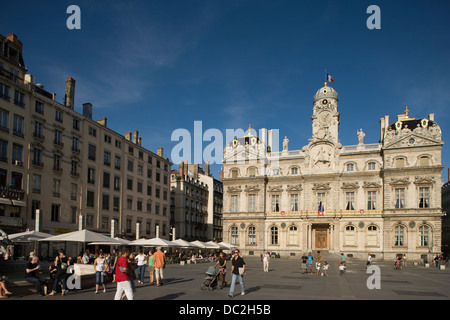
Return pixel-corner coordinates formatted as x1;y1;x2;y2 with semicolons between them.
88;237;133;246
172;238;195;248
132;237;182;248
8;230;51;243
38;229;118;244
218;241;237;250
189;240;206;248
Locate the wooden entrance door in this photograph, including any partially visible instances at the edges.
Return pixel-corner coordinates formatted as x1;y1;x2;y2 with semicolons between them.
315;230;328;249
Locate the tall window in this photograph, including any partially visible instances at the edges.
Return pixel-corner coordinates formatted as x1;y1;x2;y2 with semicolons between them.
13;114;24;136
51;204;60;222
344;225;356;246
419;225;430;247
395;188;405;209
248;226;256;245
367;225;378;246
270;226;278;245
394;225;405;246
248;194;256;212
368;162;376;170
419;156;430;167
231;195;239;212
419;187;430;208
346;163;354;172
0;109;8;131
272;195;280;212
289;226;298;245
367;191;377;210
88;144;96;161
290;194;299;211
231;227;238;245
346;192;355;210
395;158;405;168
317;192;326;210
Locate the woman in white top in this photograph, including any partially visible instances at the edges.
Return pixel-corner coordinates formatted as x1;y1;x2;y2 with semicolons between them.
94;252;109;293
136;251;147;284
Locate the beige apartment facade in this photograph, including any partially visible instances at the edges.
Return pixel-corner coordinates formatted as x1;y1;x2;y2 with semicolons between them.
0;33;171;255
222;82;444;261
170;162;223;242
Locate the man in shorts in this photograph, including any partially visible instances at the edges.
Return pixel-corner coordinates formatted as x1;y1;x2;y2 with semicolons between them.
301;253;308;274
153;247;166;286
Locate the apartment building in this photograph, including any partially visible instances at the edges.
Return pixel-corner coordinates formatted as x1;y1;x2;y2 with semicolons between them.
170;161;223;241
0;33;171;246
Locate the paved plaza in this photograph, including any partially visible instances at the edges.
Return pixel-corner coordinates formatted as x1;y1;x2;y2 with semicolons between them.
5;252;450;301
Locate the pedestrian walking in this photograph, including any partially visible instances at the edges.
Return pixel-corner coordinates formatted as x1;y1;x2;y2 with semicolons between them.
148;251;155;285
114;248;134;300
340;253;346;267
111;249;118;282
301;253;308;274
262;251;270;272
214;252;227;289
339;263;345;276
153;247;166;287
307;252;314;274
94;252;109;294
48;249;68;296
228;249;246;298
367;253;372;269
136;251;147;284
25;256;47;296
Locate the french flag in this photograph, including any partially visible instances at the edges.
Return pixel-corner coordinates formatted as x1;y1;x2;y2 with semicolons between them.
318;202;324;216
327;73;334;83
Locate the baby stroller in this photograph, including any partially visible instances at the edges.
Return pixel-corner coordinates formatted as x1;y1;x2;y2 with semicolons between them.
201;266;219;291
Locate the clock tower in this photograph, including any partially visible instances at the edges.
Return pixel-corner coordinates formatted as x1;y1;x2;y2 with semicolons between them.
311;82;340;143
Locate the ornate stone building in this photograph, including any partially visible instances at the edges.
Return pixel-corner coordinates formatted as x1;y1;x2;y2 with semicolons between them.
221;82;444;261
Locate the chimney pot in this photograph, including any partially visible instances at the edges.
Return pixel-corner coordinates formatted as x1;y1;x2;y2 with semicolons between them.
65;77;76;110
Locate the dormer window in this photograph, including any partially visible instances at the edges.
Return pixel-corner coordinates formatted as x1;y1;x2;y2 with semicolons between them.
346;163;354;172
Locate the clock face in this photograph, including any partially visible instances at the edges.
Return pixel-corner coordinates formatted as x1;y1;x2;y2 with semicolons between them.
319;111;331;126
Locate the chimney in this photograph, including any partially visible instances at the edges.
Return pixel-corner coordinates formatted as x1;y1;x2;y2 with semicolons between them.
268;129;273;151
137;137;142;146
133;130;139;144
97;117;107;127
205;161;210;176
219;167;224;180
6;33;23;50
179;161;184;178
125;132;132;142
428;113;435;121
157;147;163;157
65;77;76;110
82;102;92;120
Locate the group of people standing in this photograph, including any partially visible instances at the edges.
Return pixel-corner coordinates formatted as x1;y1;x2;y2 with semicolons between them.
112;246;166;300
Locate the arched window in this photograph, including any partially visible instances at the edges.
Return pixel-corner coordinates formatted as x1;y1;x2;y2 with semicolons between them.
248;226;256;245
270;226;278;245
419;225;430;247
289;225;298;245
368;162;376;170
419;156;430;167
346;163;355;172
344;225;356;246
394;225;405;246
395;157;405;168
290;167;299;175
367;225;378;246
231;226;238;245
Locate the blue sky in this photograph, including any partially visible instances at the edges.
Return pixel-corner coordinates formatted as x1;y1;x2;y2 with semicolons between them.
2;0;450;180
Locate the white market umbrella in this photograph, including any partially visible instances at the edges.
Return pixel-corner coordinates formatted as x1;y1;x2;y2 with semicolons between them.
88;237;132;246
189;240;206;248
204;241;221;249
132;237;181;247
9;230;51;242
219;241;237;250
38;229;117;244
172;238;195;248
